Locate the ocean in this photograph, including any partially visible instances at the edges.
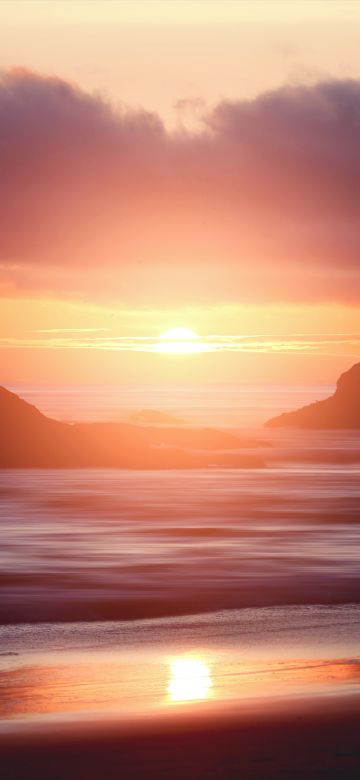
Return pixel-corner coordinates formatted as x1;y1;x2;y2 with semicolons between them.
1;383;360;726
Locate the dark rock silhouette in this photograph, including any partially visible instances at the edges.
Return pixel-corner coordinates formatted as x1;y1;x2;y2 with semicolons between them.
128;409;185;426
0;386;264;468
266;362;360;428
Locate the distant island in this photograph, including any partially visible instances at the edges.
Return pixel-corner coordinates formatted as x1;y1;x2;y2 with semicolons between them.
128;409;185;426
0;386;264;469
266;362;360;428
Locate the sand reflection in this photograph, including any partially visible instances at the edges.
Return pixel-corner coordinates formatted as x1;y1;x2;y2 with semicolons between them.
167;658;212;702
1;648;360;722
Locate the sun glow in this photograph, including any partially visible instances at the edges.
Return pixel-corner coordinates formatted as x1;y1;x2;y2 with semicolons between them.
156;327;206;354
167;658;212;702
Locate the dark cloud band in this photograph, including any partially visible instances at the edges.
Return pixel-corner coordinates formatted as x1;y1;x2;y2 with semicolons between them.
0;70;359;304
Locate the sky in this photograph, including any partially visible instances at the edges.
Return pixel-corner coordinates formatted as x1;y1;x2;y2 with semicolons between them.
1;0;360;385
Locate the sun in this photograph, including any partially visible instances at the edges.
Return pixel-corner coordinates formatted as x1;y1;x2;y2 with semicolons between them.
156;327;206;354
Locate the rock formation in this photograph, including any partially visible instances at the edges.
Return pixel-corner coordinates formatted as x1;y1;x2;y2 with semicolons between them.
0;386;264;468
266;363;360;428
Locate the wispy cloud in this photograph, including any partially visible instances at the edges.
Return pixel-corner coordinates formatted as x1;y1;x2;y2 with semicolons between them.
27;328;109;334
2;333;360;356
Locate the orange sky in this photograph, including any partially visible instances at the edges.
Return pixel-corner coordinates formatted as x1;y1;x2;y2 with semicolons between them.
1;0;360;384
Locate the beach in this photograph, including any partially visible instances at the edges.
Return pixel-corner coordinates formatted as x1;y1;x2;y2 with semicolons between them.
2;697;360;780
1;605;360;778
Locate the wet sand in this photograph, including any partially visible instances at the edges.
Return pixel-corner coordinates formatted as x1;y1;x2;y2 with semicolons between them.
1;606;360;778
1;694;360;780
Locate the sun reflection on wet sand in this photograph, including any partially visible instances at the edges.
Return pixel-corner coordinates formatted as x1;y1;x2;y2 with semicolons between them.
167;658;212;702
1;642;360;723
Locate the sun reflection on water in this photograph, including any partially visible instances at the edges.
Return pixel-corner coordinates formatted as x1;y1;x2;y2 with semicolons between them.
167;657;212;702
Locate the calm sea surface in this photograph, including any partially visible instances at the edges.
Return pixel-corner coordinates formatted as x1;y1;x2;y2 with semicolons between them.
8;382;333;427
1;464;360;624
1;384;360;726
0;379;359;625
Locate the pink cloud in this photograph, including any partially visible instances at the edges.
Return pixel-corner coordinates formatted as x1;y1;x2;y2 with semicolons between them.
0;70;359;304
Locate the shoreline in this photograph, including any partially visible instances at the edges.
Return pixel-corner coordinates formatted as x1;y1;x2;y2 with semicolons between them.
1;605;360;730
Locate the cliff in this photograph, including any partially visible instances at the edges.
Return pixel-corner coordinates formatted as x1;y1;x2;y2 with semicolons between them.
266;363;360;428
